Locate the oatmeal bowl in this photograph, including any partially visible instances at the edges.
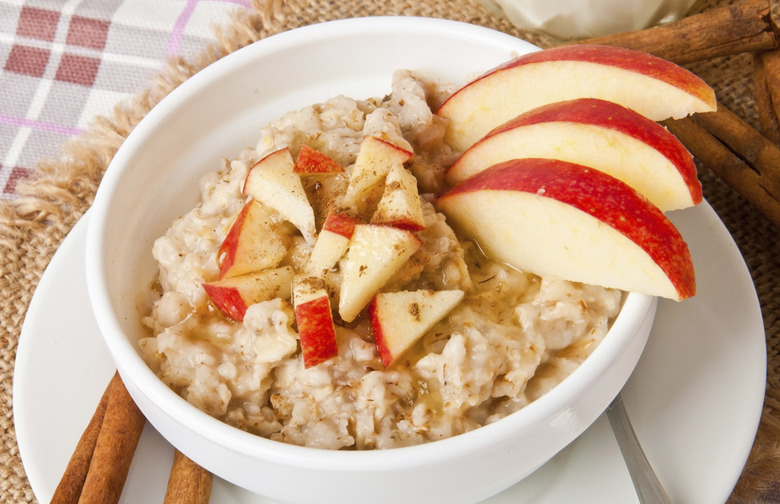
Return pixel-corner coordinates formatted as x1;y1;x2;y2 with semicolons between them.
85;16;709;504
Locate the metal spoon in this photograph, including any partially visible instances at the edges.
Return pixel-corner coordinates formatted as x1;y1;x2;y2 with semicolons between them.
606;393;673;504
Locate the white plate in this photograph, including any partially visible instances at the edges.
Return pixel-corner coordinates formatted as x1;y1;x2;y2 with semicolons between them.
14;17;765;504
14;196;765;504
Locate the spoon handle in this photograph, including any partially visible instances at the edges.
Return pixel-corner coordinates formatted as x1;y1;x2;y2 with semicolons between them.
607;393;673;504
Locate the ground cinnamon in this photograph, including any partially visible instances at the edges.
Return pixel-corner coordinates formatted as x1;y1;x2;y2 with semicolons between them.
574;0;780;64
49;374;113;504
664;105;780;228
163;449;213;504
76;373;146;504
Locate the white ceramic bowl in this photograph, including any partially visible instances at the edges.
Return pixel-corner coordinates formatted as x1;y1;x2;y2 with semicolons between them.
85;17;657;504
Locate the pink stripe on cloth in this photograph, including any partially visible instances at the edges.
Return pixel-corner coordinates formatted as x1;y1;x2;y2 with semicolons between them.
166;0;251;56
0;113;82;137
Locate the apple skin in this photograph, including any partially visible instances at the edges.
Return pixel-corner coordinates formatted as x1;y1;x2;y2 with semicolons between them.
218;200;288;279
436;158;695;301
446;98;702;211
306;212;362;275
296;295;339;367
322;211;360;238
294;144;344;174
203;266;295;321
437;44;717;151
370;289;464;367
293;276;339;368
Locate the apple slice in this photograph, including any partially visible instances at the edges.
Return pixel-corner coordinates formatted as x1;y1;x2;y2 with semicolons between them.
294;144;344;174
243;147;317;244
338;224;422;323
446;98;702;211
306;211;361;275
203;265;295;321
343;136;414;216
436;158;695;300
218;200;288;279
370;289;465;367
370;163;426;231
293;276;339;368
438;44;717;151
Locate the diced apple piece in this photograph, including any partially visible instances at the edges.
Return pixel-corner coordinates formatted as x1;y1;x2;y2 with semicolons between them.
343;136;414;216
218;200;288;279
338;224;422;322
294;144;344;174
437;44;717;151
370;164;426;231
447;98;702;211
370;289;465;367
436;158;695;300
293;276;339;368
203;266;295;321
301;172;350;233
306;211;361;275
243;147;317;243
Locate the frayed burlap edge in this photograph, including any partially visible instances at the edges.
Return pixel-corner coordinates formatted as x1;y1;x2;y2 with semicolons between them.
0;0;777;502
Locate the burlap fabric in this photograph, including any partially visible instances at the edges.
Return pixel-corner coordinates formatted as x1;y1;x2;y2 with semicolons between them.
1;0;777;502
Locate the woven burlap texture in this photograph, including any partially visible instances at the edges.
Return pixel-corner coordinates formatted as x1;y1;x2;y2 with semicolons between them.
1;0;777;502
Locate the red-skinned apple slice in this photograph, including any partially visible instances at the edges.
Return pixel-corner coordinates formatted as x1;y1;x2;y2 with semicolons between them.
203;265;295;321
218;200;288;279
343;136;414;216
306;211;362;275
338;224;423;322
243;147;317;243
447;98;702;211
436;158;695;300
370;289;464;367
370;163;426;231
294;144;344;174
437;44;717;151
293;276;339;368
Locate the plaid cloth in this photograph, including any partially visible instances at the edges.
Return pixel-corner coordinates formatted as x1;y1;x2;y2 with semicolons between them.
0;0;250;201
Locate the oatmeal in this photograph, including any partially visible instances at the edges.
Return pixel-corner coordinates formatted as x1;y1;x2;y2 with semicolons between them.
140;70;623;450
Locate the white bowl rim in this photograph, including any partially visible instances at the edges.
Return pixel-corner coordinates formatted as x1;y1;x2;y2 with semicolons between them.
85;15;656;472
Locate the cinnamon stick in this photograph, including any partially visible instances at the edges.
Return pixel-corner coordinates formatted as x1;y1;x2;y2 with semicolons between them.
50;374;113;504
753;48;780;144
664;105;780;227
164;449;213;504
77;373;147;504
574;0;780;64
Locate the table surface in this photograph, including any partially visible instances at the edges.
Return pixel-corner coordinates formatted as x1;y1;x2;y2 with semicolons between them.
1;0;778;503
0;0;248;200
